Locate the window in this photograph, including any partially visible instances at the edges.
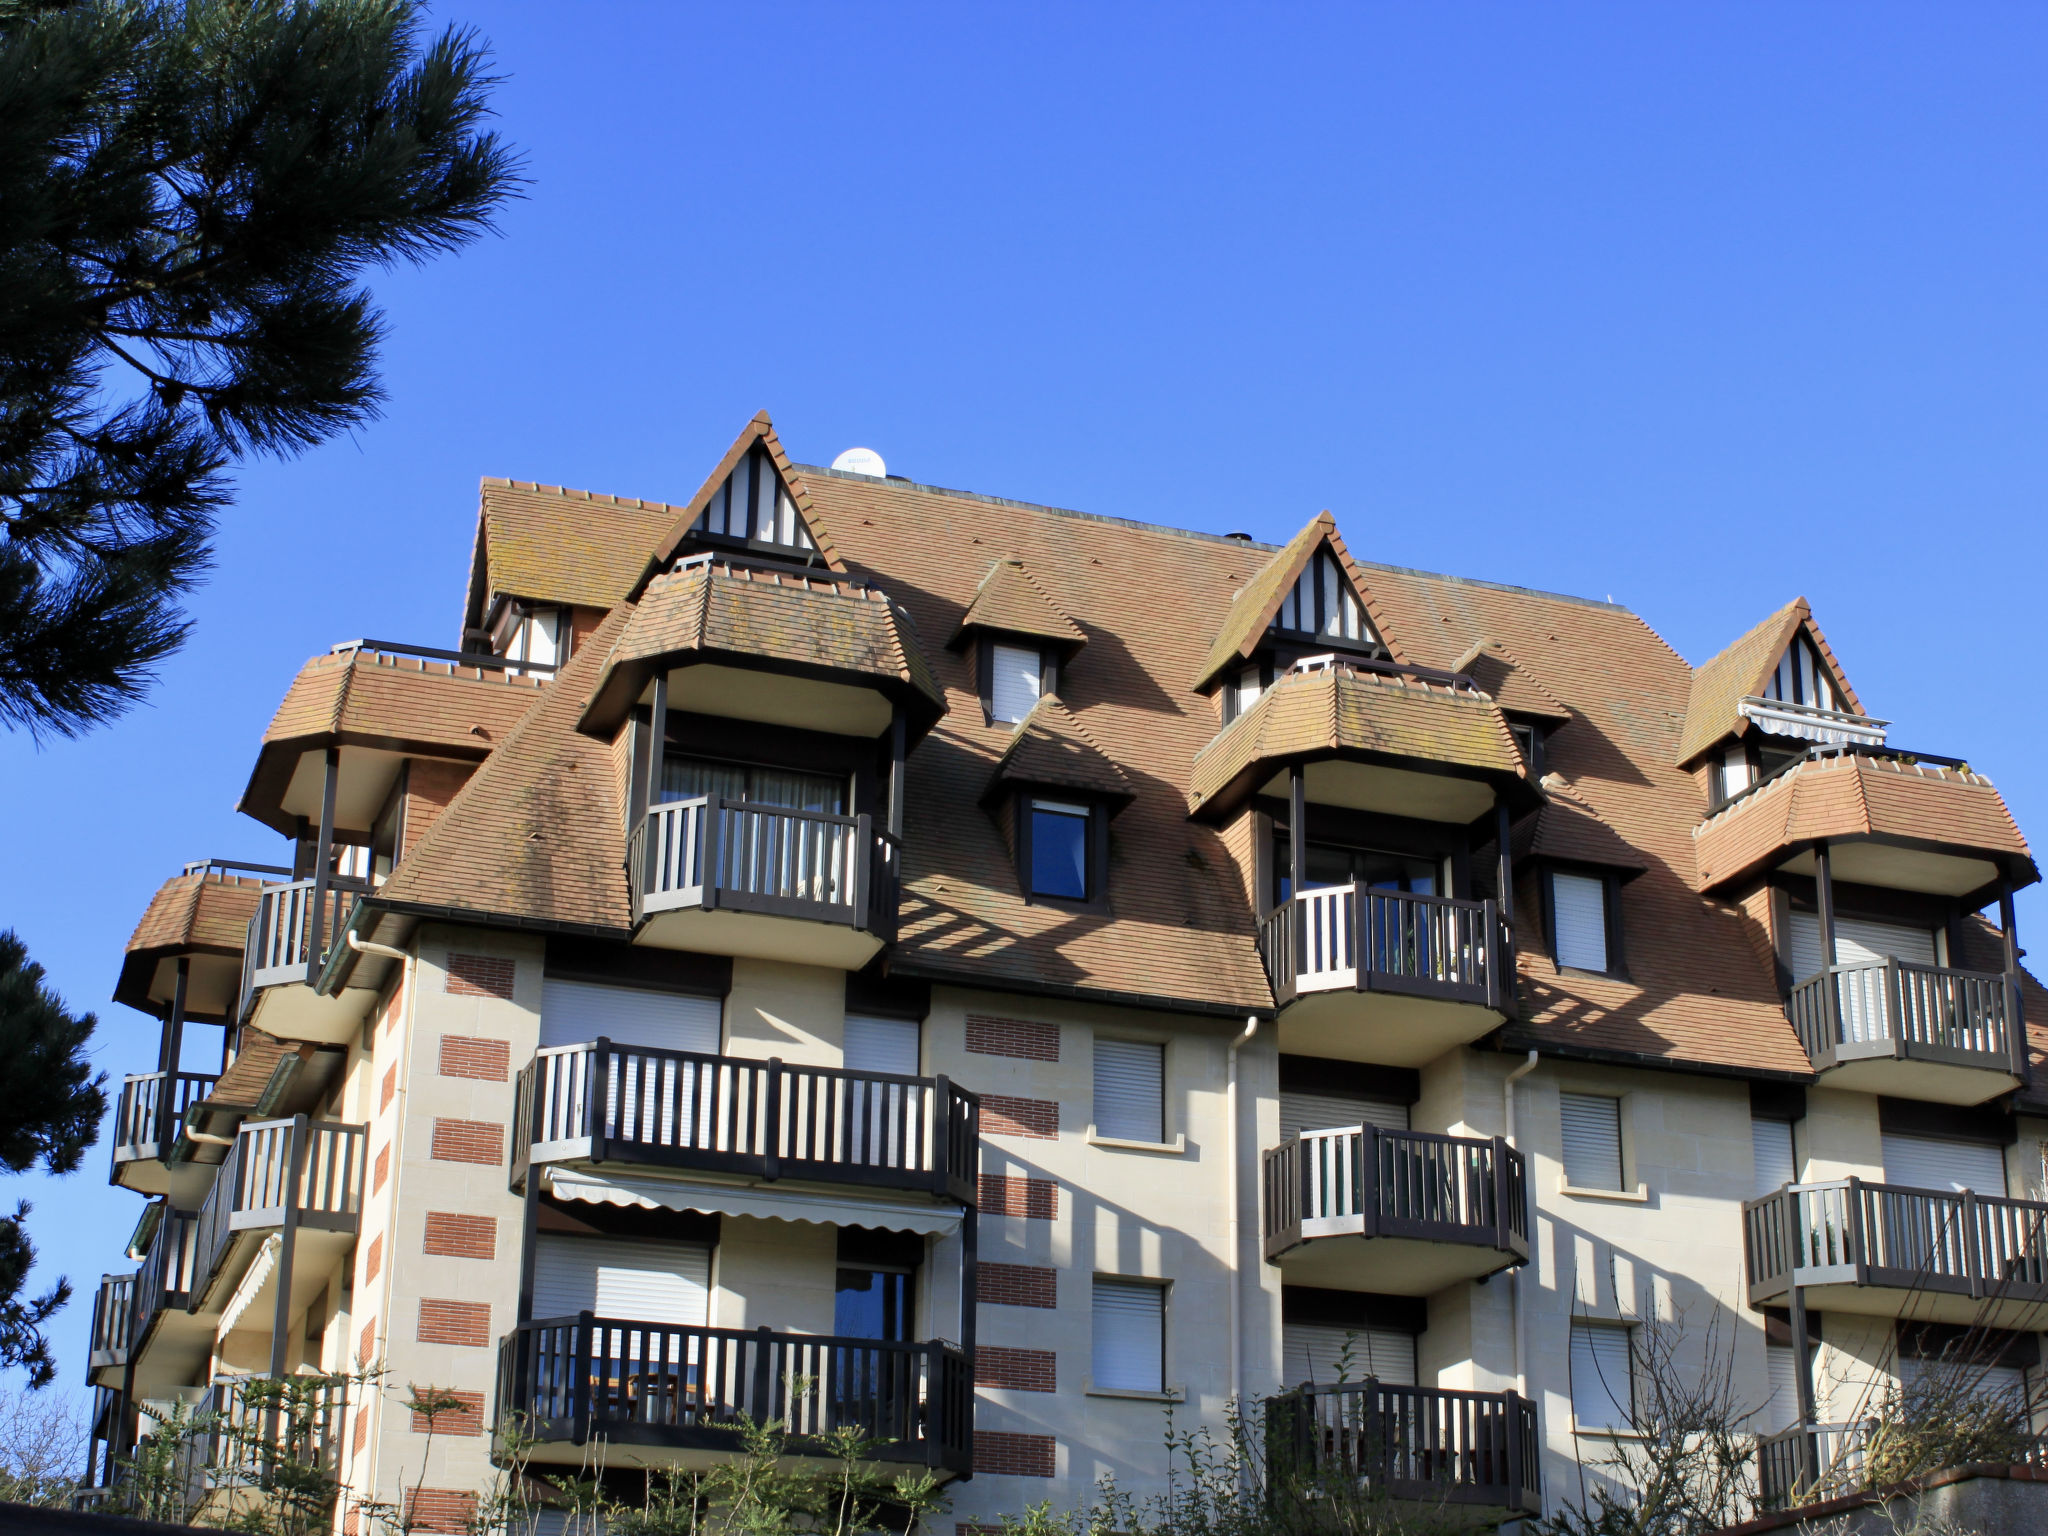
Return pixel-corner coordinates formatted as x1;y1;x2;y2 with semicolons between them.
1509;721;1544;775
1027;798;1094;902
1221;665;1267;726
1092;1279;1164;1393
989;642;1046;724
1571;1323;1635;1431
1550;870;1611;972
1752;1118;1796;1198
492;601;566;674
1094;1039;1165;1143
661;756;846;814
1274;839;1440;906
1560;1093;1625;1191
835;1266;915;1342
1710;744;1754;806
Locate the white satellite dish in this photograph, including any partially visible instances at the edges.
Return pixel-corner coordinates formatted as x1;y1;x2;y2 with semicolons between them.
831;446;888;479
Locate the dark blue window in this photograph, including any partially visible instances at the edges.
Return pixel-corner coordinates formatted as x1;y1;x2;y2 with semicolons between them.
1030;801;1091;900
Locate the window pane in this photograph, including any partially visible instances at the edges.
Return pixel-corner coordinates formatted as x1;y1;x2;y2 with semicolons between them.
1031;804;1090;899
1553;872;1609;971
660;757;843;813
835;1268;913;1342
1092;1280;1163;1393
662;757;746;803
1570;1323;1634;1430
1560;1093;1624;1191
991;643;1043;723
1094;1039;1164;1142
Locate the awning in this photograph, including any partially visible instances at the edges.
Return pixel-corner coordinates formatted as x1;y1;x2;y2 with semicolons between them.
216;1234;281;1340
542;1166;963;1237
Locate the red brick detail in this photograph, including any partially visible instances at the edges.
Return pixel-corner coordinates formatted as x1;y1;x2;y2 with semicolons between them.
372;1144;390;1193
966;1015;1058;1062
976;1430;1056;1477
344;1507;361;1536
981;1094;1058;1140
380;1065;397;1111
404;1489;479;1533
357;1318;376;1366
979;1174;1058;1219
423;1211;496;1260
445;953;515;1000
410;1389;485;1436
352;1403;368;1454
417;1298;490;1347
976;1345;1055;1391
363;1234;382;1284
438;1034;510;1082
430;1118;502;1166
979;1262;1056;1308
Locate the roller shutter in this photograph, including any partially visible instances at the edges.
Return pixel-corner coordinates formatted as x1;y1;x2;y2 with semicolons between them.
1753;1119;1796;1198
1560;1093;1625;1191
1786;913;1938;982
1091;1280;1163;1393
1281;1322;1417;1387
1899;1355;2025;1409
540;978;721;1054
531;1234;709;1326
1570;1322;1634;1431
1880;1133;2006;1196
844;1015;920;1077
1094;1039;1165;1143
1280;1091;1408;1140
1552;873;1609;972
1765;1344;1800;1433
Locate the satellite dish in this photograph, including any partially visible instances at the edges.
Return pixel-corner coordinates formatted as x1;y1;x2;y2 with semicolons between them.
831;446;887;479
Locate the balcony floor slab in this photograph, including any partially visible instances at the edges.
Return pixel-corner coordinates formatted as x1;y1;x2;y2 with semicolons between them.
1810;1056;2022;1106
511;1435;964;1481
1277;989;1505;1068
245;982;376;1045
634;906;883;970
1269;1232;1522;1295
1759;1280;2048;1333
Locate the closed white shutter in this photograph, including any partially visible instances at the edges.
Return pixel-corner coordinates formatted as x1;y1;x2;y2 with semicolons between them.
1786;913;1939;982
1092;1280;1163;1393
990;643;1042;724
1560;1093;1625;1191
1570;1323;1634;1431
1282;1323;1417;1387
1765;1344;1801;1433
844;1015;920;1077
540;979;721;1054
1280;1091;1408;1140
531;1235;710;1326
1753;1119;1796;1197
1094;1039;1164;1143
1881;1133;2007;1196
1552;873;1609;972
1899;1355;2026;1410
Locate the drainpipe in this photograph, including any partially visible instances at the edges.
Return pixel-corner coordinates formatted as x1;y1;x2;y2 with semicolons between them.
1227;1015;1260;1411
1504;1050;1539;1395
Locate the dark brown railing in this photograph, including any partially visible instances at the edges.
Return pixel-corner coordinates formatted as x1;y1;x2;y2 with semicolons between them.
136;1208;199;1341
191;1117;365;1303
88;1273;136;1374
1263;1126;1527;1264
1267;1379;1540;1511
496;1318;971;1475
1756;1419;2048;1509
513;1042;978;1205
1786;960;2022;1077
629;796;898;939
1743;1179;2048;1308
175;1375;345;1509
239;875;369;1014
1259;885;1502;1011
111;1070;218;1171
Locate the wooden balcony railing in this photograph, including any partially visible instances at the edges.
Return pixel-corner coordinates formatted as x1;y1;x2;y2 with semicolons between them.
137;1209;199;1336
175;1374;345;1506
191;1117;365;1299
239;875;369;1013
89;1273;136;1372
1786;961;2023;1077
1743;1179;2048;1309
1263;1126;1528;1262
1267;1379;1540;1512
496;1317;972;1475
629;796;899;940
513;1042;978;1205
1755;1419;2047;1509
1258;885;1503;1011
111;1070;218;1170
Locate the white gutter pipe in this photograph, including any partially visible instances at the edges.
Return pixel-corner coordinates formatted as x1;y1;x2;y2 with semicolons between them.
1504;1050;1539;1395
1226;1015;1260;1411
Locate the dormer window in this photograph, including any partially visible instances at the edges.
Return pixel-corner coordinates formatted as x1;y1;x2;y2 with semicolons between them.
1270;549;1378;650
986;641;1050;725
688;444;816;554
1764;635;1835;712
491;601;566;674
1220;664;1269;726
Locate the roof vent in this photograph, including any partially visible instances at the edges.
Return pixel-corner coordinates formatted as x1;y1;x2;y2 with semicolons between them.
1224;530;1253;541
832;447;887;479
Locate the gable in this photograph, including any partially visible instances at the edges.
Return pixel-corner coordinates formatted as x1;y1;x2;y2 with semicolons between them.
1193;513;1399;692
1270;545;1378;648
688;441;816;553
1760;629;1838;712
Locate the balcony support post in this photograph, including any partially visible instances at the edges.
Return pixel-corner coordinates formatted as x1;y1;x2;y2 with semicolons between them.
1495;800;1514;925
157;957;189;1158
265;1115;309;1465
2001;891;2027;1078
516;1150;540;1326
310;747;339;986
1289;765;1306;897
1502;1387;1524;1513
1814;841;1840;1050
763;1059;782;1181
1788;1281;1817;1492
888;710;907;840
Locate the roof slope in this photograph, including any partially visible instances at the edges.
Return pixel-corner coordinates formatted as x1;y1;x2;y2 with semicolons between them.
469;479;685;624
1454;641;1571;722
955;559;1086;650
126;871;266;956
987;697;1134;804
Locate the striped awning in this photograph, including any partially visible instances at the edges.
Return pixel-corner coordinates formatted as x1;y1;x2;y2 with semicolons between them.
541;1166;962;1236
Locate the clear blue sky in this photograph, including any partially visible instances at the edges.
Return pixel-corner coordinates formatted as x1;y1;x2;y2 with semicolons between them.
6;2;2047;1391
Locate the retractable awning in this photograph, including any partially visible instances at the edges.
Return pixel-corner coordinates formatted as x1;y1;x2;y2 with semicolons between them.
541;1166;963;1237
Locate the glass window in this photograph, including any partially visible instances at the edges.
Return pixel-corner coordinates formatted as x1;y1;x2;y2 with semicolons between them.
1030;800;1091;900
1552;871;1609;972
1570;1323;1635;1431
1092;1279;1164;1393
990;642;1043;724
1274;838;1438;905
835;1267;915;1342
661;756;845;814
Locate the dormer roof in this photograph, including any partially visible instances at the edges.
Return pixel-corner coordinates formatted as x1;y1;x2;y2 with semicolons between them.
637;412;843;591
1192;513;1403;692
951;559;1086;656
1452;640;1571;723
982;696;1134;807
1677;598;1866;766
464;480;684;635
1513;782;1648;876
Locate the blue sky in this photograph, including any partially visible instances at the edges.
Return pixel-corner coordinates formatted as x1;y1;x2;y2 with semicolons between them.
6;2;2047;1390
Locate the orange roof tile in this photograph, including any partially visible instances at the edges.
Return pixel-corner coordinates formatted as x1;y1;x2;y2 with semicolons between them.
468;479;684;625
985;697;1134;805
1453;641;1572;722
953;559;1087;652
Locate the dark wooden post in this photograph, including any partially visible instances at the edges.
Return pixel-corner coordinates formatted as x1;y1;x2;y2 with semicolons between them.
888;711;907;840
1496;800;1514;924
572;1310;595;1445
2001;891;2027;1077
931;1074;954;1197
1502;1387;1524;1510
763;1058;783;1181
1358;1127;1378;1238
516;1153;541;1327
157;958;189;1157
1491;1135;1513;1253
309;748;339;984
1814;841;1840;1052
1289;766;1306;901
589;1038;610;1165
750;1324;774;1426
1788;1282;1817;1491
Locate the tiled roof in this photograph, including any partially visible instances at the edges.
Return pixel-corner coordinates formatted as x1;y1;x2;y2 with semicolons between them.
1186;663;1528;818
468;479;685;624
1453;641;1571;722
1692;753;2036;894
1675;598;1866;766
953;559;1087;652
124;871;266;956
1513;783;1649;874
200;1031;307;1114
985;697;1134;805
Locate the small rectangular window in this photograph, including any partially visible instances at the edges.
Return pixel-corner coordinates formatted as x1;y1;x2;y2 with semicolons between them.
1570;1322;1635;1431
1560;1092;1625;1191
1094;1039;1164;1143
1092;1279;1164;1393
1029;799;1091;901
990;642;1043;724
1752;1117;1795;1198
1552;871;1610;972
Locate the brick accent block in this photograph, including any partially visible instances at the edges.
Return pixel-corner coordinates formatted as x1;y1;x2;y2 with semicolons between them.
423;1211;496;1260
981;1094;1057;1140
979;1262;1056;1308
430;1118;502;1166
976;1430;1056;1477
372;1144;390;1193
445;953;515;1000
976;1345;1055;1392
344;1507;360;1536
410;1389;485;1436
380;1064;397;1111
352;1404;368;1453
404;1489;479;1533
417;1299;490;1347
966;1015;1058;1062
439;1034;510;1082
980;1174;1058;1219
363;1234;382;1284
358;1318;376;1366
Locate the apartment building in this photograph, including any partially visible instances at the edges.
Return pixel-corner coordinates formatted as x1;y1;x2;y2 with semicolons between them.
82;412;2048;1528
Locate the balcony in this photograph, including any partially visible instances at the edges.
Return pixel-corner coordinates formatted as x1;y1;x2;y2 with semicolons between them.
1263;1127;1528;1293
1267;1380;1541;1513
1743;1180;2048;1329
1786;960;2024;1105
495;1318;972;1476
190;1118;366;1315
237;876;373;1042
174;1374;344;1517
115;862;279;1026
514;1042;979;1207
87;1273;136;1386
109;1070;219;1195
129;1209;205;1398
627;796;900;968
1754;1419;2048;1509
1258;885;1507;1064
